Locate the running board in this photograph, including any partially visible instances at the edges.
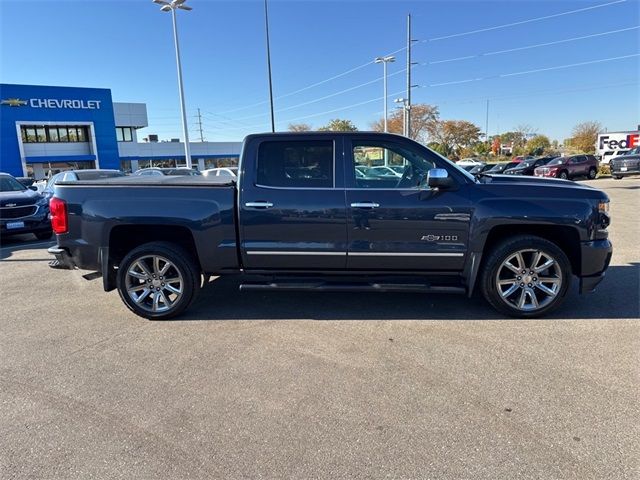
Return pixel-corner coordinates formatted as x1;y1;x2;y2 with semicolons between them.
239;281;466;294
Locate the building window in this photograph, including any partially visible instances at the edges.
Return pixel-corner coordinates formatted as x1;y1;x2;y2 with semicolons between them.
116;127;133;142
204;157;240;169
20;125;89;143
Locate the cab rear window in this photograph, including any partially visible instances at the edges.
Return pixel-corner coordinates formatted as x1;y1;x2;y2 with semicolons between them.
257;140;334;188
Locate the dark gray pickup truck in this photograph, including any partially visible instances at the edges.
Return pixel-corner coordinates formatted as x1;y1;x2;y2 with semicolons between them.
48;132;612;319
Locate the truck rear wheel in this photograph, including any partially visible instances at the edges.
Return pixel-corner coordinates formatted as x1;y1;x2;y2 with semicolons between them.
480;236;571;318
116;241;200;320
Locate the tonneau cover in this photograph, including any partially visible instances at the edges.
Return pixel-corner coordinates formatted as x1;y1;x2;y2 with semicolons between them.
57;175;235;187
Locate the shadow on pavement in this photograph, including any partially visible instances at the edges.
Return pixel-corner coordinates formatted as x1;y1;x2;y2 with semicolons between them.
176;263;639;322
0;238;55;261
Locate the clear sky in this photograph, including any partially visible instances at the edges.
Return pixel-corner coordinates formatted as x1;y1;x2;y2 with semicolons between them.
1;0;638;143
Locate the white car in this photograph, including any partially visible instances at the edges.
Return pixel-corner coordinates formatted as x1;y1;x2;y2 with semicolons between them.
601;150;629;165
202;167;238;179
457;158;483;166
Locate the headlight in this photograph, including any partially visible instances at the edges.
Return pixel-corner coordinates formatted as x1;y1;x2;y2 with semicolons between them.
598;200;609;214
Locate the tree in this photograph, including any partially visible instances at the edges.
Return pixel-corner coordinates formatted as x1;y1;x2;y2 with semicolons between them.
426;120;482;158
526;134;551;155
370;104;439;143
318;118;358;132
568;121;602;153
491;137;501;155
288;123;311;132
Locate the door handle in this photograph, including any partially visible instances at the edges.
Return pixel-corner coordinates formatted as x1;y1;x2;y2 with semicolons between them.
350;202;380;209
245;201;274;208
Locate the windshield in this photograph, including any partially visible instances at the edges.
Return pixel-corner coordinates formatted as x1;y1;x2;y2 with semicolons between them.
547;157;564;165
0;175;27;192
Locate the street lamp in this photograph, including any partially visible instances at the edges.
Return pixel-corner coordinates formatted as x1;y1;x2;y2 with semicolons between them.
153;0;193;169
375;55;395;132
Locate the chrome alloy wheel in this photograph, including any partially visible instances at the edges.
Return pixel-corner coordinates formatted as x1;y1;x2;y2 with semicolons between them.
125;255;184;313
495;249;562;312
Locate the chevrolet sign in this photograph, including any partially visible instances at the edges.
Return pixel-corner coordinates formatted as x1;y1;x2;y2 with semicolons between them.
0;98;28;107
29;98;101;109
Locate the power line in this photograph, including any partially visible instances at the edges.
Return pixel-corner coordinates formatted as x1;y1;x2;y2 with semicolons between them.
426;0;627;41
233;69;407;121
427;26;640;64
208;1;627;118
426;53;640;86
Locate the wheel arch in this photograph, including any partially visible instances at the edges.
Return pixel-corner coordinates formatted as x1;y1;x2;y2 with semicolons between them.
466;224;581;296
102;224;200;291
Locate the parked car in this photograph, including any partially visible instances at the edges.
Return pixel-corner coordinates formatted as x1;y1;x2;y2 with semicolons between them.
43;169;125;200
457;158;483;166
0;172;52;240
484;161;521;174
601;150;629;165
366;166;403;178
512;156;535;163
133;167;202;177
468;163;496;175
503;157;556;176
534;155;598;180
611;147;640;179
48;132;612;320
202;167;238;179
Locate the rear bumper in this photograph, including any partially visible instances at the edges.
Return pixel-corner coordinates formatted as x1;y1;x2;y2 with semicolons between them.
578;239;612;294
47;246;76;269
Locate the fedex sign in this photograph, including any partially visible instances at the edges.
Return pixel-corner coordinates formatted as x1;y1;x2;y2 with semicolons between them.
597;132;639;153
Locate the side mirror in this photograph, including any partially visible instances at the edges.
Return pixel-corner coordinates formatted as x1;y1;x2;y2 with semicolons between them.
28;185;38;191
427;168;453;189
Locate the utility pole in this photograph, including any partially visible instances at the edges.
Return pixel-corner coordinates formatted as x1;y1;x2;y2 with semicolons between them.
196;108;205;142
406;14;412;139
264;0;275;132
485;99;489;146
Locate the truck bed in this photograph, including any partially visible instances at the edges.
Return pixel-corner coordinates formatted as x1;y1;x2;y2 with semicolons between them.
53;176;239;275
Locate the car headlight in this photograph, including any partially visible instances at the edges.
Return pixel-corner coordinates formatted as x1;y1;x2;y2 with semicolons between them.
598;200;609;214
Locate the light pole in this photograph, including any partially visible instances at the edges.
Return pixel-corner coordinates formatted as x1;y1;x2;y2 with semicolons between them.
153;0;193;169
375;56;395;132
394;97;409;136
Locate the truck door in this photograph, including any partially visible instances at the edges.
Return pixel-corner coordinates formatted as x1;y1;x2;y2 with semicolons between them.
344;137;471;271
239;136;348;269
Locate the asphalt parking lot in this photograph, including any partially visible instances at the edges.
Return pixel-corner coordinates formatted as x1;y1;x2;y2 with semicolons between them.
1;177;638;479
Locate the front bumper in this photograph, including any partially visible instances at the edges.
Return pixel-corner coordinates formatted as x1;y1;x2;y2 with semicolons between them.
611;166;640;177
578;239;612;294
0;207;51;236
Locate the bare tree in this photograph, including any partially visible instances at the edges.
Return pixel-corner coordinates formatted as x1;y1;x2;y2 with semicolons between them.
288;123;312;132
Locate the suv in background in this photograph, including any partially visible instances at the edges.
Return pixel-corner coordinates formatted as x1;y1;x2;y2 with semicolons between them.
503;156;556;176
0;172;52;240
611;147;640;179
534;155;598;180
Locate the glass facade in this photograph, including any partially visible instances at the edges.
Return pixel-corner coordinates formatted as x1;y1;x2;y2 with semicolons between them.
20;125;90;143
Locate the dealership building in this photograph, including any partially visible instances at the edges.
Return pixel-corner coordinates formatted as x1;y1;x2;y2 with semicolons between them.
0;83;242;179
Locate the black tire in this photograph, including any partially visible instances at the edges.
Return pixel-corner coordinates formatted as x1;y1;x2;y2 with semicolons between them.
588;167;597;179
34;230;53;240
613;175;623;180
558;170;569;180
116;241;200;320
480;235;572;318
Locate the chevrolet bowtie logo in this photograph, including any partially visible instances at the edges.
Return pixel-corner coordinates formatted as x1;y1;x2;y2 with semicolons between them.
1;98;28;107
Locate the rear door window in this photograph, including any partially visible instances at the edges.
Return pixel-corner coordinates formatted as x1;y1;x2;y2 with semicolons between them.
257;140;334;188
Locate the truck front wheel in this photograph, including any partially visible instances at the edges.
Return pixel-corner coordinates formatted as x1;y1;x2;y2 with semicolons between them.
480;236;571;318
116;241;200;320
